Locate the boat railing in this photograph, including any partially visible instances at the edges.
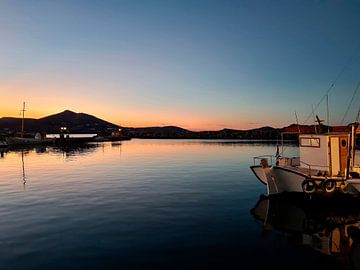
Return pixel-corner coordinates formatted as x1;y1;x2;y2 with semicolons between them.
297;160;329;177
253;155;329;177
253;155;275;166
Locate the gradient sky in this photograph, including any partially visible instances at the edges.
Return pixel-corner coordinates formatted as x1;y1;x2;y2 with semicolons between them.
1;0;360;130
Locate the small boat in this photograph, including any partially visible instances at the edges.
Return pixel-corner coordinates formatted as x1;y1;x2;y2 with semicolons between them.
5;134;53;146
250;123;360;197
5;102;54;146
93;129;131;142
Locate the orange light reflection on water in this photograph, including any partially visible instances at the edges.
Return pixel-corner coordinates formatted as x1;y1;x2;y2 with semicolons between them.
0;140;251;190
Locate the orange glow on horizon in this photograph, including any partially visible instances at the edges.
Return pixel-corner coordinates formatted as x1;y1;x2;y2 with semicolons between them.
0;83;286;131
0;104;285;131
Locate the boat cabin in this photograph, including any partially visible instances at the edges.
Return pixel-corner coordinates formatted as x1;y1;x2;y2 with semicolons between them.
299;133;350;177
276;124;360;179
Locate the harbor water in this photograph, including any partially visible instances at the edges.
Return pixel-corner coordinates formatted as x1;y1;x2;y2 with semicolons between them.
0;139;358;270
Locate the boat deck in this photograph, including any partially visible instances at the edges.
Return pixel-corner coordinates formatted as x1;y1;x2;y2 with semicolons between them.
279;164;351;180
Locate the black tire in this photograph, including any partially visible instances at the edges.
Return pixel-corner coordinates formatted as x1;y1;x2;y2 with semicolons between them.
323;179;336;193
302;179;317;194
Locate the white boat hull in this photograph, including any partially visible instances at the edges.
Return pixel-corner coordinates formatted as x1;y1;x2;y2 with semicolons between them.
251;165;306;195
269;166;305;194
251;165;360;196
250;165;267;185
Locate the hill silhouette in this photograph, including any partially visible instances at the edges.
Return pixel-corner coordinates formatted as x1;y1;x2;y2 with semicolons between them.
121;125;286;139
1;110;355;140
0;110;120;134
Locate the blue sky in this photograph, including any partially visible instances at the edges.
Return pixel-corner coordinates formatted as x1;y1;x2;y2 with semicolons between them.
1;0;360;130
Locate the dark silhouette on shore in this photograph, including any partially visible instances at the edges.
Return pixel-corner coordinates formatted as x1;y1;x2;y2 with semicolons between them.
1;110;359;142
0;110;119;134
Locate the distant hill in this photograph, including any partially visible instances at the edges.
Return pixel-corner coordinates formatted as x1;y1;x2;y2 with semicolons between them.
1;110;354;140
122;124;354;140
122;126;195;138
0;110;120;134
121;125;283;139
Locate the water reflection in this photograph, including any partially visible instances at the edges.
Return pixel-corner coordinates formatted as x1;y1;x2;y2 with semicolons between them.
1;143;101;158
0;144;104;186
0;141;316;269
251;195;360;269
51;143;99;158
21;150;26;187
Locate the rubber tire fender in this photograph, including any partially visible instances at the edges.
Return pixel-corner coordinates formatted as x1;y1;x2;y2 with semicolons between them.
302;179;317;194
323;179;336;193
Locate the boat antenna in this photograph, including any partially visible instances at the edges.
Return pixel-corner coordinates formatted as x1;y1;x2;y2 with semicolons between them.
326;94;330;133
356;104;360;123
294;110;300;133
20;102;26;138
341;79;360;124
316;115;324;133
312;105;318;134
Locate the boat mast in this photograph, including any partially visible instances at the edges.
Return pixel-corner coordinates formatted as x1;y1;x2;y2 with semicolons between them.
326;94;330;133
294;111;300;133
312;105;318;134
21;102;26;138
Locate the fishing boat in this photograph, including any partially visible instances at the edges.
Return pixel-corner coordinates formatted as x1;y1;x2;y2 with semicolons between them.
251;52;360;197
250;123;360;196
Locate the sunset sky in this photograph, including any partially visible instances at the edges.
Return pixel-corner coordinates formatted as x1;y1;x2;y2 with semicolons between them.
1;1;360;130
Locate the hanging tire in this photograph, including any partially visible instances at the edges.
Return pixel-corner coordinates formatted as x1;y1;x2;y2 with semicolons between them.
302;179;317;194
323;179;336;193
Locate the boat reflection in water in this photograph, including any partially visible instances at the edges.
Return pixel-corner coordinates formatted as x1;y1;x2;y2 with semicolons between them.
2;143;101;159
251;195;360;270
0;143;105;187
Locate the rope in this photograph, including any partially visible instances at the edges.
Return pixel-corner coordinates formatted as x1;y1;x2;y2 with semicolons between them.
303;67;347;124
302;45;360;125
341;79;360;124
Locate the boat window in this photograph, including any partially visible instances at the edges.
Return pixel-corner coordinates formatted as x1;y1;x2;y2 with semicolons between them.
341;139;347;147
300;137;320;147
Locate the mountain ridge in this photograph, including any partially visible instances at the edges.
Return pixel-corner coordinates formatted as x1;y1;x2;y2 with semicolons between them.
0;110;120;134
0;110;351;140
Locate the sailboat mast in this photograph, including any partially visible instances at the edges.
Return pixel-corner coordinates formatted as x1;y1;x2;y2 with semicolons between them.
21;102;26;138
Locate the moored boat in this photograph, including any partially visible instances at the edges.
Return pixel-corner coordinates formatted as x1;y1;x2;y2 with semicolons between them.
5;134;54;146
5;102;54;146
250;123;360;197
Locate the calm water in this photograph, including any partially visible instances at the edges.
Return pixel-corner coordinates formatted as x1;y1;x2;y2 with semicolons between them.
0;139;359;270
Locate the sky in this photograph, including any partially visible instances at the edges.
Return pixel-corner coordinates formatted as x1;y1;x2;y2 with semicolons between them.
1;0;360;130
